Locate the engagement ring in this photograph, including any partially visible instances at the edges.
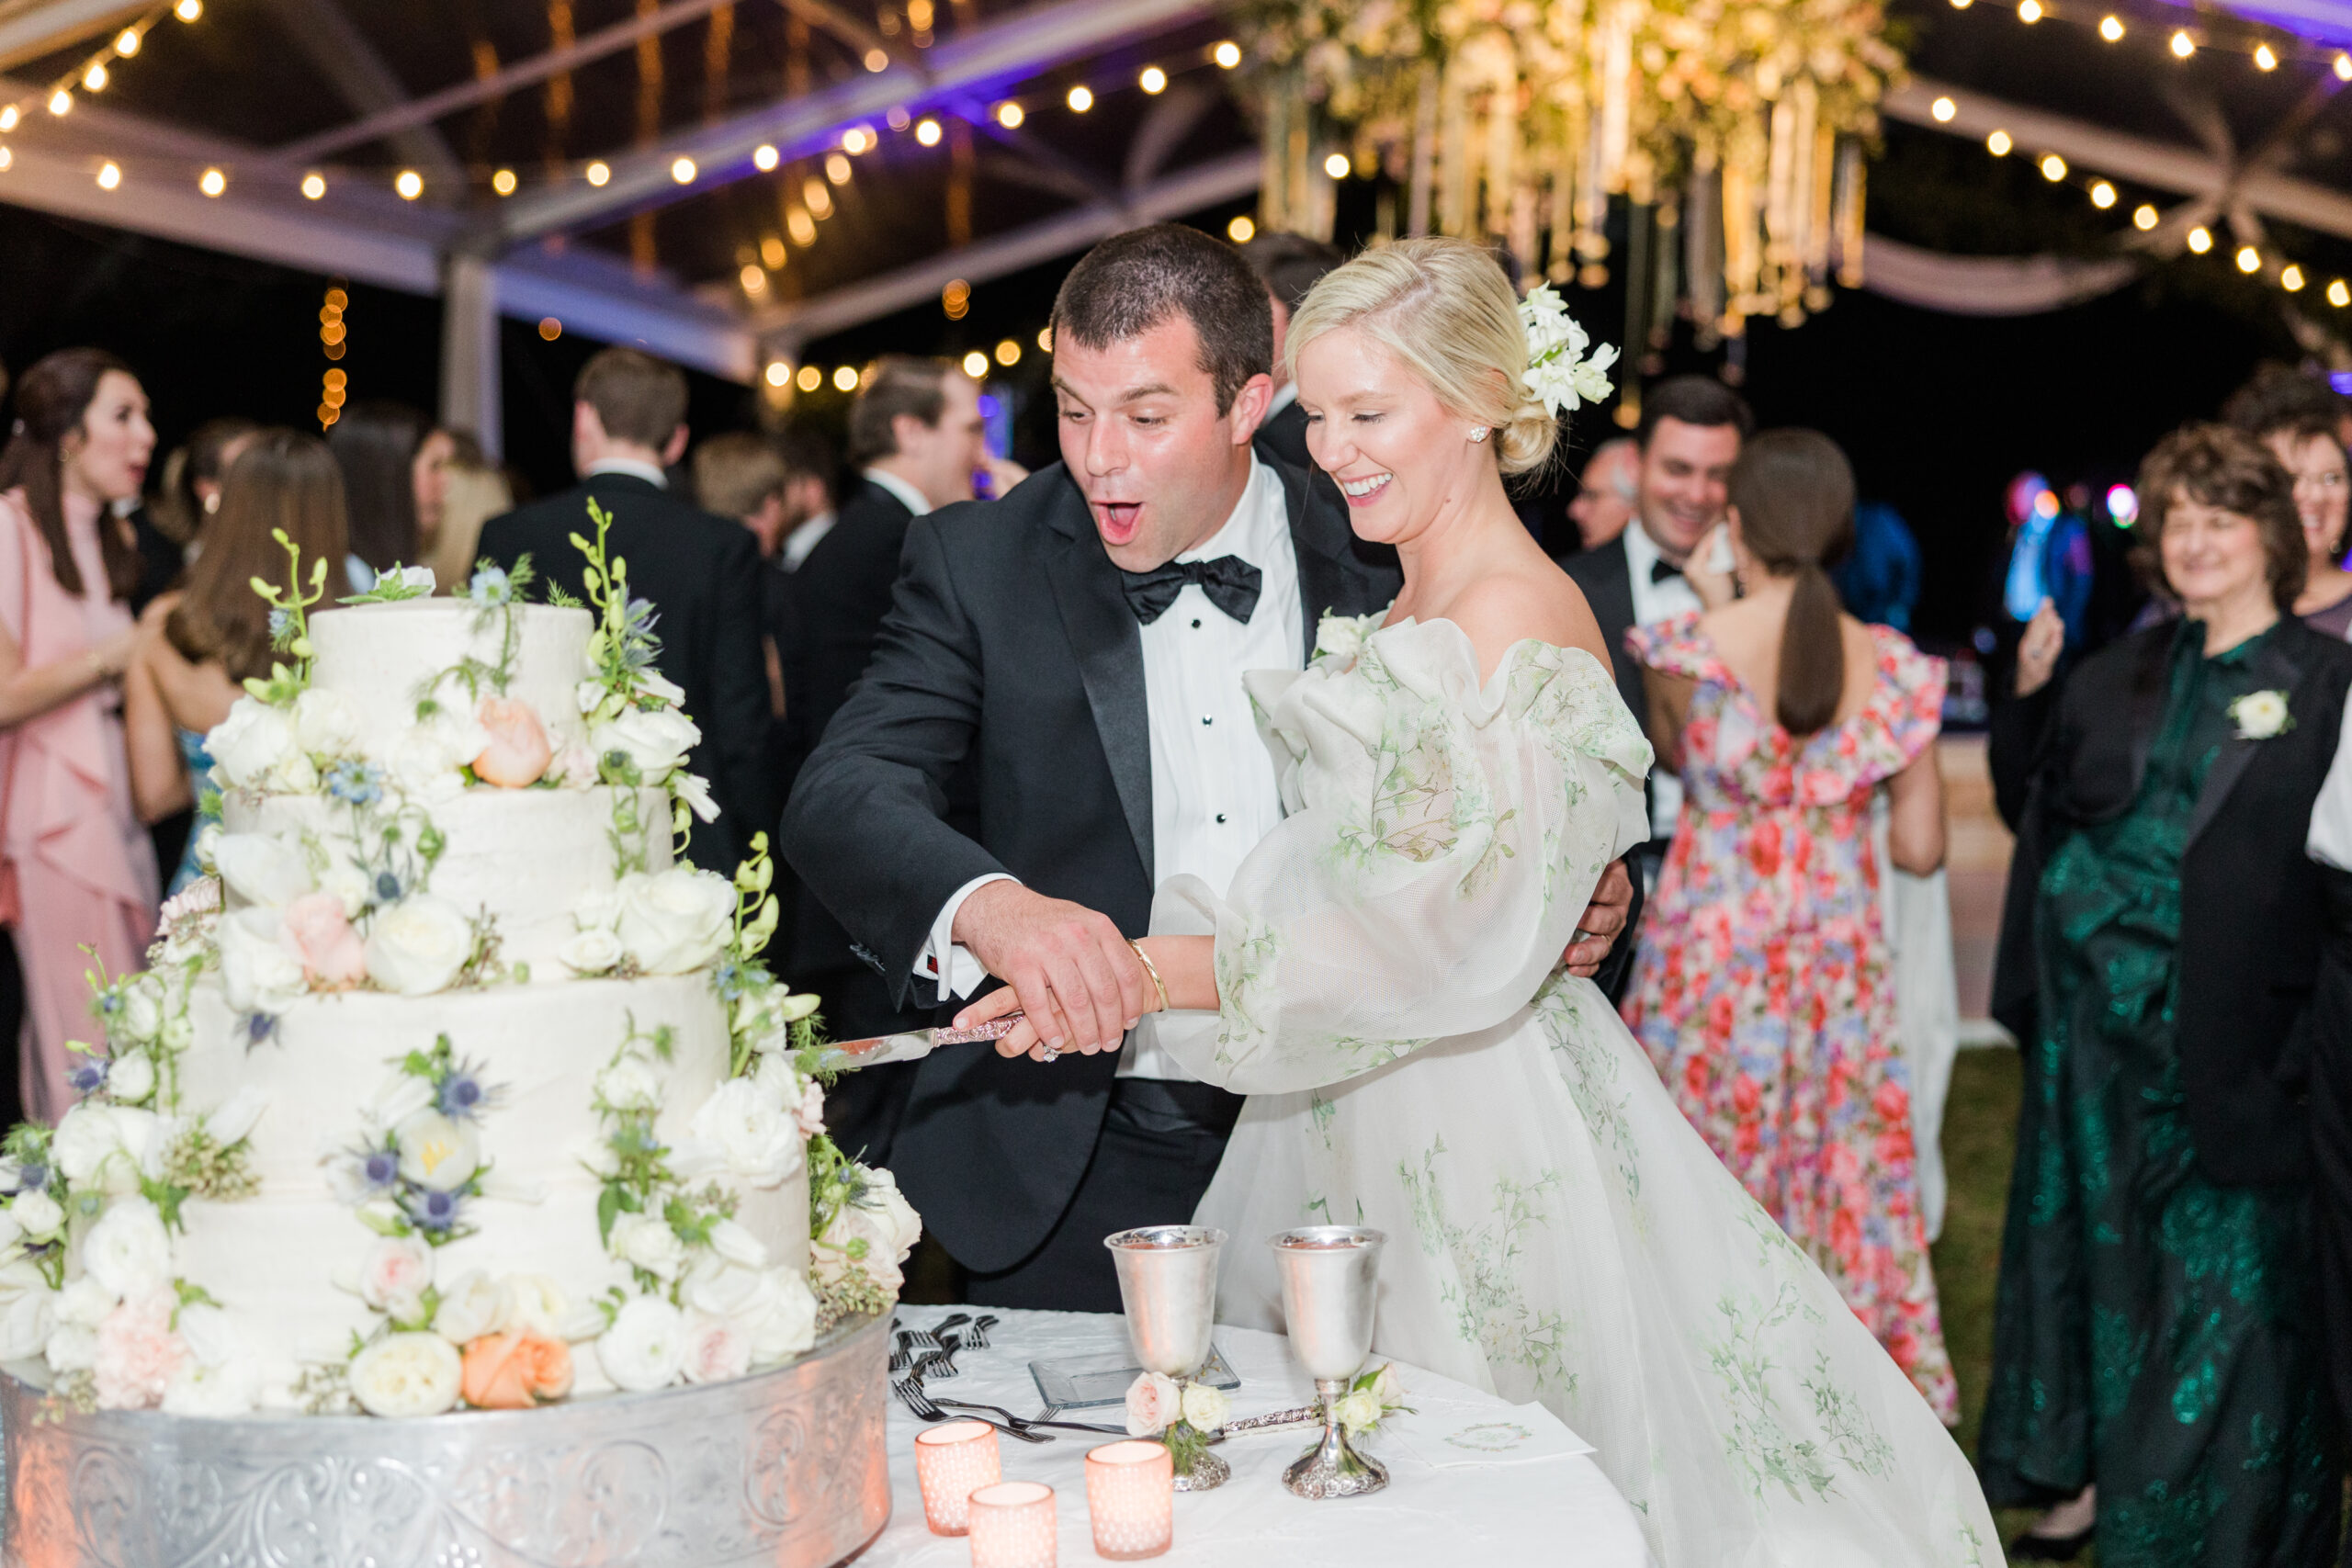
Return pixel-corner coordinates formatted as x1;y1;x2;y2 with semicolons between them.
1040;1046;1060;1062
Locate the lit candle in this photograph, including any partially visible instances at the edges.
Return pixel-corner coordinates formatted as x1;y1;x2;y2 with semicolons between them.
1085;1440;1173;1559
913;1420;1001;1536
967;1480;1057;1568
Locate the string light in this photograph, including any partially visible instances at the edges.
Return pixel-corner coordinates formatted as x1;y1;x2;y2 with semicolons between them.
2188;225;2212;253
115;27;141;55
1228;214;1256;243
198;166;224;197
915;118;941;146
786;205;816;244
671;155;696;184
174;0;200;21
0;107;17;131
942;277;970;319
2089;180;2115;208
825;152;852;184
1213;40;1241;68
832;365;858;390
2237;244;2262;273
2170;29;2195;58
394;169;423;199
2099;14;2123;40
2256;42;2278;70
796;364;822;392
761;234;786;267
585;161;610;186
96;161;119;189
2132;203;2158;230
1986;129;2012;155
2331;279;2350;307
2017;0;2041;21
961;350;988;378
753;143;779;170
740;263;766;292
994;338;1021;366
1068;85;1093;112
2283;264;2306;291
803;175;831;217
2338;52;2352;80
887;106;910;130
1324;152;1351;178
1037;325;1054;352
863;47;888;72
1950;0;1971;9
48;89;71;116
538;317;562;340
1930;96;1955;121
0;150;11;173
82;62;107;91
301;172;326;199
842;126;875;154
492;167;516;195
1139;66;1167;93
765;362;790;388
2039;152;2066;181
995;102;1023;128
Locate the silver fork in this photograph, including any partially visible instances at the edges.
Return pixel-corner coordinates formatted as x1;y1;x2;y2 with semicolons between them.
922;1393;1128;1436
892;1375;1054;1441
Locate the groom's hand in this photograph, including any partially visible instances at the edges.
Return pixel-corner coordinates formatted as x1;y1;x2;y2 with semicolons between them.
954;882;1148;1058
1563;860;1634;978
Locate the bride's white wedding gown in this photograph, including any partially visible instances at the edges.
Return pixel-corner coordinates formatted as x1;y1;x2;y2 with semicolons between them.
1151;614;1997;1567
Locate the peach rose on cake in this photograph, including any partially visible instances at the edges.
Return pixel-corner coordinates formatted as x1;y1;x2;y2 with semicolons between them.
471;697;553;788
281;892;368;989
460;1330;574;1408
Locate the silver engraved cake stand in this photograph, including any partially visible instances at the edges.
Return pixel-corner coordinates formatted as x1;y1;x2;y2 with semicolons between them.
0;1312;888;1568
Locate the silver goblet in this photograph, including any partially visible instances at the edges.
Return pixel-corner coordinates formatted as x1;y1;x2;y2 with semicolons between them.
1270;1225;1388;1499
1106;1225;1230;1491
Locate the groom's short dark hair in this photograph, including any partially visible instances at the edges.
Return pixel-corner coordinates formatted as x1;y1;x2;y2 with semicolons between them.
1052;224;1272;415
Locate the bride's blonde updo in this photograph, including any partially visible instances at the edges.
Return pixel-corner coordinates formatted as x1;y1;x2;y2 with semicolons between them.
1283;236;1559;478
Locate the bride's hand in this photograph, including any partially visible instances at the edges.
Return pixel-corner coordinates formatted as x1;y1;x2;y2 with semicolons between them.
954;983;1058;1062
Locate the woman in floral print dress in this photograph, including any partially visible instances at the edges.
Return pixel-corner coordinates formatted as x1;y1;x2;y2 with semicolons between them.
1621;432;1957;1419
962;243;1996;1563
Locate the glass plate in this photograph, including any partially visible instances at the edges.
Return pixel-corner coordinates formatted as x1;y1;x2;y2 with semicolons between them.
1029;1344;1240;1409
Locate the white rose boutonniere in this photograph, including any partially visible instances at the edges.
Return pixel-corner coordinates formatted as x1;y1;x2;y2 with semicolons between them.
1313;612;1380;664
348;1331;462;1417
2230;689;2293;741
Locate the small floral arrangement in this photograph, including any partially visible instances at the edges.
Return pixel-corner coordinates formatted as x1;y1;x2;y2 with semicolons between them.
1125;1371;1231;1476
342;564;436;604
1332;1360;1410;1435
325;1034;512;1247
241;529;332;706
2230;689;2293;741
1518;285;1618;421
1311;610;1383;666
805;1134;919;1328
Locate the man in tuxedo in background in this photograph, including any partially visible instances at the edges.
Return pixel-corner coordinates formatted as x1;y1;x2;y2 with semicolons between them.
1563;375;1752;901
783;359;1024;1165
475;347;772;874
1240;231;1341;472
785;224;1633;1311
1566;437;1640;556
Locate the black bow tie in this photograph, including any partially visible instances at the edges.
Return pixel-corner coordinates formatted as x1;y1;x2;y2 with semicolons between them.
1650;558;1685;584
1121;556;1263;626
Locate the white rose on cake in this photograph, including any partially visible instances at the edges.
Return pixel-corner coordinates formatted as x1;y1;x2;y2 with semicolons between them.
594;1055;662;1112
614;867;732;975
812;1165;921;1294
0;1260;55;1360
106;1051;155;1106
356;1234;435;1322
679;1309;752;1383
592;706;701;783
9;1188;62;1244
365;895;474;995
393;1110;481;1191
596;1295;686;1392
675;1077;802;1189
432;1270;510;1345
208;696;315;793
161;1303;258;1416
684;1261;819;1366
81;1196;173;1301
707;1217;768;1270
560;929;625;975
118;974;165;1043
291;688;363;759
212;833;315;909
319;862;373;919
500;1274;573;1339
54;1104;160;1199
633;668;686;707
57;1277;113;1330
218;908;309;1014
349;1331;463;1417
608;1212;685;1280
385;713;491;802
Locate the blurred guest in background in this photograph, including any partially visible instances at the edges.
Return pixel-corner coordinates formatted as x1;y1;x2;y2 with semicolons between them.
1984;423;2350;1563
774;424;839;573
1831;500;1924;632
1565;436;1639;556
1621;429;1955;1417
0;349;159;1122
327;400;428;590
413;425;509;594
475;347;772;874
151;416;259;548
691;431;794;719
1241;231;1342;472
125;430;352;894
2225;370;2352;637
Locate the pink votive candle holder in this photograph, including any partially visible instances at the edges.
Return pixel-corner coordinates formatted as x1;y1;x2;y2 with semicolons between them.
1085;1439;1174;1560
914;1419;1001;1536
967;1479;1057;1568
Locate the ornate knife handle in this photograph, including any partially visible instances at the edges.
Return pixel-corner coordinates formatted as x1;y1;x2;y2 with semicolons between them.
1219;1404;1323;1434
933;1012;1026;1045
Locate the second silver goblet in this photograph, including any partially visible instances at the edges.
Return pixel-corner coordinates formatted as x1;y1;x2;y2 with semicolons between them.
1270;1225;1388;1499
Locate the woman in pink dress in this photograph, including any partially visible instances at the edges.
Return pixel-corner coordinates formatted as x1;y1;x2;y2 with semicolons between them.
0;349;160;1122
1621;429;1959;1417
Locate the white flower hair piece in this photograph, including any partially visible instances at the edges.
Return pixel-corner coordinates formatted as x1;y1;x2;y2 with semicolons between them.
1518;284;1619;420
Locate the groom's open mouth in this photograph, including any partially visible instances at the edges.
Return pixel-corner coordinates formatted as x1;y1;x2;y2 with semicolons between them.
1093;501;1144;544
1337;471;1392;507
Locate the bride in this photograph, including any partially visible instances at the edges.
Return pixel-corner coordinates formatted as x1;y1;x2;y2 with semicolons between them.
958;237;1996;1563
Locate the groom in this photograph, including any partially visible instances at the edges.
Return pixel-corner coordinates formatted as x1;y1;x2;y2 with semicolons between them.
784;224;1632;1310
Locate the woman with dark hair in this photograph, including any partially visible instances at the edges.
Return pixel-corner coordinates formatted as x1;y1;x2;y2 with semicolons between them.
1619;428;1957;1416
0;348;160;1122
123;430;351;893
325;400;427;588
1983;423;2352;1564
150;416;260;547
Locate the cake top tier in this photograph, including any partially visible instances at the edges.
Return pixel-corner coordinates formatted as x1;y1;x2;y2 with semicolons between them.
310;601;594;743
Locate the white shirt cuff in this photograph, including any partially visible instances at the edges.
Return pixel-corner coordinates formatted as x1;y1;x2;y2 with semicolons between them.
914;874;1020;1000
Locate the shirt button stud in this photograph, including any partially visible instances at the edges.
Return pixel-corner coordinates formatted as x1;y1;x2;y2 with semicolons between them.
1192;618;1203;628
1216;813;1227;823
1200;715;1213;726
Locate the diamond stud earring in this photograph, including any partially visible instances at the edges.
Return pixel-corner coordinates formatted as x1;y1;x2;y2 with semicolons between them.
1470;427;1489;443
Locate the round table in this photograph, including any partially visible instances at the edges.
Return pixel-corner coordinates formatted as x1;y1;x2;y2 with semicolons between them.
860;1307;1655;1566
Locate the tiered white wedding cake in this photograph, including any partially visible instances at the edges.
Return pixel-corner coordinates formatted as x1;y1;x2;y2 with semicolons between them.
0;522;914;1419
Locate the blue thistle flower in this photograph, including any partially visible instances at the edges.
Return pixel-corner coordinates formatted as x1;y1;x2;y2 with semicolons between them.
16;1165;45;1194
326;761;384;807
375;871;402;904
406;1188;461;1234
714;961;745;1000
246;1012;280;1047
96;991;123;1016
67;1062;106;1095
437;1073;485;1119
268;605;293;641
360;1148;400;1192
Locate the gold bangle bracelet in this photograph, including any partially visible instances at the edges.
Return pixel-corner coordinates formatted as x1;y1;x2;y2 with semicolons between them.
1127;939;1170;1014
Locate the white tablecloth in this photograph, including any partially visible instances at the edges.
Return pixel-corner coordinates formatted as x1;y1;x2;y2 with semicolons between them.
861;1307;1655;1566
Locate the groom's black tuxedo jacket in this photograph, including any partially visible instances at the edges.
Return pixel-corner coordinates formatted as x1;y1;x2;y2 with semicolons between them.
1989;616;2352;1186
781;458;1403;1272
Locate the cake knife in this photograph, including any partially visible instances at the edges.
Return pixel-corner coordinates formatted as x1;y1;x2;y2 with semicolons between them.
812;1013;1027;1073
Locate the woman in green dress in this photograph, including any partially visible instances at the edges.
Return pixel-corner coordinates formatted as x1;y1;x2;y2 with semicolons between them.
1984;423;2352;1564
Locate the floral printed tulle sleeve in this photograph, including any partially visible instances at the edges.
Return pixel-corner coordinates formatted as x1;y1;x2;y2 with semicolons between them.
1152;616;1652;1096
